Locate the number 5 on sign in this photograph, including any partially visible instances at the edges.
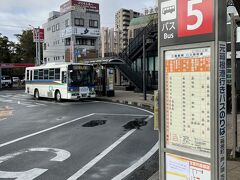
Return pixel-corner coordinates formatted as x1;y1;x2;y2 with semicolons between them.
178;0;213;37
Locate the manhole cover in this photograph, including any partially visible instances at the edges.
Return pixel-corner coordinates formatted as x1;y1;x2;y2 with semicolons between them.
82;120;107;127
123;118;148;130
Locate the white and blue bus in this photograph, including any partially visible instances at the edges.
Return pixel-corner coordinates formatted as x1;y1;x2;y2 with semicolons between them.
25;63;96;101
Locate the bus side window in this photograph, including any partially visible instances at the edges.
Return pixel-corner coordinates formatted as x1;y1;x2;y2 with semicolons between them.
62;72;67;84
30;70;33;81
27;70;29;80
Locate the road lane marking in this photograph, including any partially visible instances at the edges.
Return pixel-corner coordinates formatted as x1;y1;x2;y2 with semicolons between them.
0;148;71;180
95;113;149;117
0;113;95;148
28;148;71;162
67;115;153;180
111;142;159;180
100;101;153;114
0;148;70;163
0;168;47;180
96;102;159;180
0;118;7;122
67;129;136;180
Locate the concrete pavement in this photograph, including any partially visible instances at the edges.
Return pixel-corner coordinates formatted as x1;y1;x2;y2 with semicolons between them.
0;90;158;180
97;90;240;180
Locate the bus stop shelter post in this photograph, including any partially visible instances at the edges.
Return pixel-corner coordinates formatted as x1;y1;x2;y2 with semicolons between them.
230;13;238;159
0;67;2;89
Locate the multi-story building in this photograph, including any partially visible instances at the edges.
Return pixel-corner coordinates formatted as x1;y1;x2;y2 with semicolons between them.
43;0;100;63
115;9;140;51
100;27;115;57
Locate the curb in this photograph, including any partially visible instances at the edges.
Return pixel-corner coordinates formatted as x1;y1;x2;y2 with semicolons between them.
96;97;154;112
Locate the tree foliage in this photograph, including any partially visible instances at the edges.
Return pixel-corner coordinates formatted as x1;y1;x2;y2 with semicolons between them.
0;30;35;64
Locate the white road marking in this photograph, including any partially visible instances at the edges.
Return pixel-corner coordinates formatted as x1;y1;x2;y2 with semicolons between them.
67;115;153;180
67;129;136;180
95;113;149;117
0;113;95;148
28;148;71;162
100;101;153;115
0;118;7;122
96;102;158;180
111;142;159;180
0;168;48;180
0;148;70;163
0;147;71;180
0;99;13;103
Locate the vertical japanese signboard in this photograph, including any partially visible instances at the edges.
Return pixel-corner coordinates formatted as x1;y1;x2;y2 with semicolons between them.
158;0;226;179
33;29;44;43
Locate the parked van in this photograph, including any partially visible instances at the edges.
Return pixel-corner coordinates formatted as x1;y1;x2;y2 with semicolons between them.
1;76;13;88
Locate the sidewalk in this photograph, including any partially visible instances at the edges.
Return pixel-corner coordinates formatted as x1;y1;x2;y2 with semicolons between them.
98;90;240;180
98;90;154;110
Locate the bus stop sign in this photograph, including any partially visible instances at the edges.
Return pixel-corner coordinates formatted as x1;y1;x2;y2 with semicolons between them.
158;0;226;179
160;0;225;47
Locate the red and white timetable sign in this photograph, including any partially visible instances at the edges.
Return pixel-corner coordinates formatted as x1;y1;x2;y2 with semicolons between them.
160;0;214;46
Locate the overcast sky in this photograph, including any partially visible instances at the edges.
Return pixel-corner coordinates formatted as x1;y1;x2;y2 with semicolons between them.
0;0;156;42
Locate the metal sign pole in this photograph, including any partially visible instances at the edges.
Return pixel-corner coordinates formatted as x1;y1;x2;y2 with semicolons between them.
143;34;147;100
38;27;41;65
0;67;2;89
35;28;38;66
230;13;238;158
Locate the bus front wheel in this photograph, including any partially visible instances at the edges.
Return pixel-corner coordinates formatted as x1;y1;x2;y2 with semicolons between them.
34;89;40;100
55;90;61;102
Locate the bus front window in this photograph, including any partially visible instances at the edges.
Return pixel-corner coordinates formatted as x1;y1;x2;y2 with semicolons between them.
69;69;92;87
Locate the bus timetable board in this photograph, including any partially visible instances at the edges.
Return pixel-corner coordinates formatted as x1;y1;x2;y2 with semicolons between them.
166;153;211;180
165;47;211;158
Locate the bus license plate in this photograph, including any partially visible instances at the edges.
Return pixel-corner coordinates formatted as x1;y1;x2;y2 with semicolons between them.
80;87;89;94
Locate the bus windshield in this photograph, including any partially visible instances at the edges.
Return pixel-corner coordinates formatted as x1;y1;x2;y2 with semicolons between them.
69;66;93;87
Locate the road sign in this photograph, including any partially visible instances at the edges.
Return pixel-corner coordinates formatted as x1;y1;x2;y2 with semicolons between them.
33;28;44;43
158;0;227;179
159;0;225;47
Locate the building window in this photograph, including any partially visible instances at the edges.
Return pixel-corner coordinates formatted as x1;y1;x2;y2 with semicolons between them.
65;19;69;27
65;38;71;46
56;23;60;31
75;18;84;26
90;39;95;46
89;20;98;28
52;25;55;32
76;38;88;45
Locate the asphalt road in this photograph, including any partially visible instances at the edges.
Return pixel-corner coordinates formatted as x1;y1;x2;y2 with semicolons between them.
0;90;158;180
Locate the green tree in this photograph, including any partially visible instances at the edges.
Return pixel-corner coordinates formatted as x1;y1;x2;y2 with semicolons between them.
0;33;11;63
15;30;35;64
